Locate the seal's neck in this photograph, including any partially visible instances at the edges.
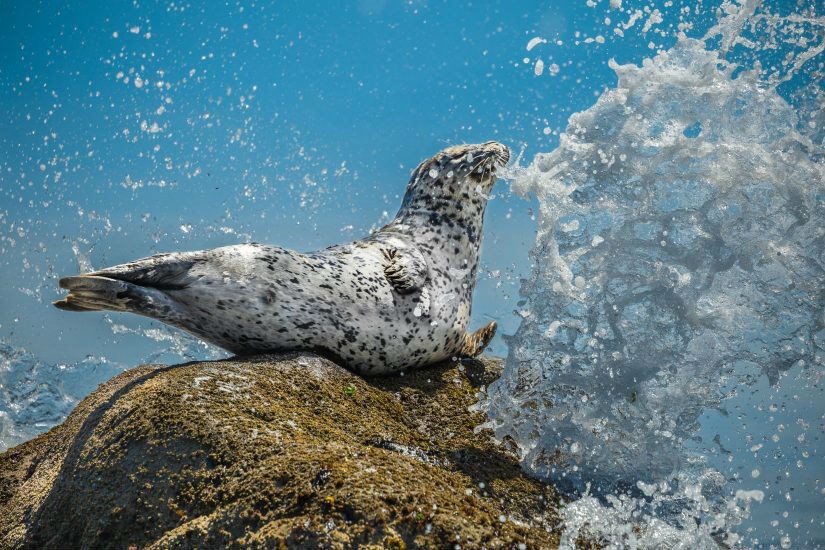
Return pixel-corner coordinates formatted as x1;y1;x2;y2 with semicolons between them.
394;172;491;242
384;183;489;282
393;196;487;245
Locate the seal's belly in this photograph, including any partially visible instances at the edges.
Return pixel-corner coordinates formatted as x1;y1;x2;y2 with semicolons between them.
308;265;470;374
172;249;470;374
332;287;470;374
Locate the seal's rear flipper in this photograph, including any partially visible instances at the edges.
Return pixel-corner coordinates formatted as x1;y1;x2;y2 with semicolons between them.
54;275;185;324
54;276;132;312
54;252;201;314
53;299;101;312
85;253;200;291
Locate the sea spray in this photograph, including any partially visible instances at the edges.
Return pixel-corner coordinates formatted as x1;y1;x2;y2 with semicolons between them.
0;343;110;451
479;1;824;546
0;326;224;451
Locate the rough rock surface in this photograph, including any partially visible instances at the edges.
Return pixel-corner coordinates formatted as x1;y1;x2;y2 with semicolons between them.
0;353;560;549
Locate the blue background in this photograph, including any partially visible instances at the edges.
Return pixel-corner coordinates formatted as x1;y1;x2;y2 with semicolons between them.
8;1;823;547
0;0;721;367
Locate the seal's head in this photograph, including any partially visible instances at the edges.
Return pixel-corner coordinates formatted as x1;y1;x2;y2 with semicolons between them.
402;141;511;214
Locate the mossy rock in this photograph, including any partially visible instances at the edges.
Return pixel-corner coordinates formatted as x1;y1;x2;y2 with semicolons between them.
0;353;559;549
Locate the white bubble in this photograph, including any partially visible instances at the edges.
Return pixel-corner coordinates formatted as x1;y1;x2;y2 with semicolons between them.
526;37;547;51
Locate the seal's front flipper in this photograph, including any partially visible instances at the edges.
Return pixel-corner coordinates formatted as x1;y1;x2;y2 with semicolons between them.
460;321;497;357
381;247;429;295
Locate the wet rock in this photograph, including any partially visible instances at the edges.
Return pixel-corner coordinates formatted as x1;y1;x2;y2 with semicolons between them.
0;353;559;549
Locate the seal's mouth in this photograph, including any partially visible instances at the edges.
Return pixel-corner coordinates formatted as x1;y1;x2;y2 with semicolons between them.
466;141;510;182
486;141;511;168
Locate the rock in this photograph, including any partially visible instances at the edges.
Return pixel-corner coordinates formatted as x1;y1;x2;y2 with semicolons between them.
0;353;559;549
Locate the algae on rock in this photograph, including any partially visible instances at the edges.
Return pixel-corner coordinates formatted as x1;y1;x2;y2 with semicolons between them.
0;353;559;549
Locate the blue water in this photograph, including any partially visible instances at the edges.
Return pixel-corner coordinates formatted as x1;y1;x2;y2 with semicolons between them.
1;1;823;548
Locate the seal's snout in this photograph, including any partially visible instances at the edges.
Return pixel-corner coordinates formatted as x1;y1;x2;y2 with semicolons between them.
465;141;510;174
463;141;510;183
481;141;510;168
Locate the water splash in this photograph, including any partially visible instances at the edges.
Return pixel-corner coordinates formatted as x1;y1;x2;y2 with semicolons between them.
103;315;226;364
0;343;116;451
0;322;224;451
481;1;824;546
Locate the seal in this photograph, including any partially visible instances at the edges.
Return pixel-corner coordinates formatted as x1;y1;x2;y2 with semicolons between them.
54;141;510;374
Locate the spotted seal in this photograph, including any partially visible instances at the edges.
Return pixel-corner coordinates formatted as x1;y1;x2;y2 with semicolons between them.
54;141;510;374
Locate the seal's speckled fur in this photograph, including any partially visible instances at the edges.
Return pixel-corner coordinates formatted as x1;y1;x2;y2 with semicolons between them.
54;142;510;374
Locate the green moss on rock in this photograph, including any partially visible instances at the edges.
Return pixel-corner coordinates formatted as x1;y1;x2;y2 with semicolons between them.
0;353;559;549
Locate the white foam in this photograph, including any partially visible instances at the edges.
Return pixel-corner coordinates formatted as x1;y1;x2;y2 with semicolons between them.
480;1;825;546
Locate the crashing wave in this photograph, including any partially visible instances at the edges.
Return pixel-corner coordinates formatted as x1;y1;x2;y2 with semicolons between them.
480;1;824;547
0;343;101;451
0;321;224;451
